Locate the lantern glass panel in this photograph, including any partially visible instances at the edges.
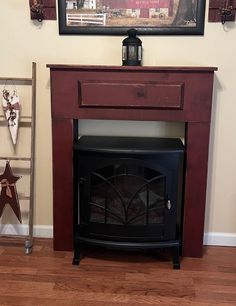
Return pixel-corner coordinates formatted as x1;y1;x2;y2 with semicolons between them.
122;46;127;61
128;46;137;61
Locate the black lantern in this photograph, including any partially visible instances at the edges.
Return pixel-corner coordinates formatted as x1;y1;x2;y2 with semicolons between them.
122;29;142;66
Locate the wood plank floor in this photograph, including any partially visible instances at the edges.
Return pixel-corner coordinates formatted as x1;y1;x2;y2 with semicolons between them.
0;237;236;306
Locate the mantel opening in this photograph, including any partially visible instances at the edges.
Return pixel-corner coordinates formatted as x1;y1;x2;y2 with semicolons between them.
78;119;185;140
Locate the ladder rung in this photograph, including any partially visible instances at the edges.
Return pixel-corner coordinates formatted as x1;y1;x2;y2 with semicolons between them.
0;115;32;119
0;157;31;161
19;196;30;200
0;77;32;82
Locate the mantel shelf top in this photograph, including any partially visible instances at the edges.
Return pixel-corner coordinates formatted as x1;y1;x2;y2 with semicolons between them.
47;64;218;72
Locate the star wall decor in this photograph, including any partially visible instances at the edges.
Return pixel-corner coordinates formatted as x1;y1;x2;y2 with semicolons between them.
0;161;22;223
2;89;21;146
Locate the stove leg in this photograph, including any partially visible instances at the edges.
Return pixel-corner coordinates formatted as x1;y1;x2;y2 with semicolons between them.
173;246;180;269
72;242;81;265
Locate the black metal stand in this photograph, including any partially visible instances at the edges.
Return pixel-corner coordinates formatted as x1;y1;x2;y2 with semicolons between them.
173;245;180;269
72;238;81;265
73;236;181;269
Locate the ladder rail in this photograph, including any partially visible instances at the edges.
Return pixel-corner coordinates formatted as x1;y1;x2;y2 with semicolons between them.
0;63;37;255
25;62;36;254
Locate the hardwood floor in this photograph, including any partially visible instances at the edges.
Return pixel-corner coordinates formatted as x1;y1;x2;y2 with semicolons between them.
0;237;236;306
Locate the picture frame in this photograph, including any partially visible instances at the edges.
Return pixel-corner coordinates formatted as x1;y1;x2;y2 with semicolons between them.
58;0;206;35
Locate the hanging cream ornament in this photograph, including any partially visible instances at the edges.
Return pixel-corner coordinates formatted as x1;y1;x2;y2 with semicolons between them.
2;89;20;145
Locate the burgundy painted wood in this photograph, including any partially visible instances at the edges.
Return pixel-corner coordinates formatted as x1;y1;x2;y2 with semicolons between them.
29;0;56;20
51;118;74;250
47;65;217;257
79;81;184;109
208;0;236;23
183;122;211;257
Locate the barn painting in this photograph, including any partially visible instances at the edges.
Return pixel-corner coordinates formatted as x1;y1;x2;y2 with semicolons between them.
65;0;198;27
58;0;206;35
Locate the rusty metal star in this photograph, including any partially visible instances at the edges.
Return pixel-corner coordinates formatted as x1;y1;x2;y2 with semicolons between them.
0;161;22;223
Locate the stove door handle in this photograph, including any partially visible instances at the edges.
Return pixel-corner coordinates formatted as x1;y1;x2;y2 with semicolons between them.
166;199;172;210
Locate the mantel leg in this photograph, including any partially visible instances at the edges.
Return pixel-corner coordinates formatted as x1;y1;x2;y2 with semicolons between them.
183;122;211;257
52;118;77;251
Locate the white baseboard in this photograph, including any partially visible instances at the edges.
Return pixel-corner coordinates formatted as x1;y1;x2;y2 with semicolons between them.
0;224;53;238
1;226;236;247
204;232;236;246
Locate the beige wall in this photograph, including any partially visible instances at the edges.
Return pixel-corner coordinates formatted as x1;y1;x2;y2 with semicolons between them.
0;1;236;235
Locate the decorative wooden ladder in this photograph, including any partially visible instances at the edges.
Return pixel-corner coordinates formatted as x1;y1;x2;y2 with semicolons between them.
0;62;36;254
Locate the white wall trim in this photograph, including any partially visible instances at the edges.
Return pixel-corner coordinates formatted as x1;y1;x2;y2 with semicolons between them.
204;232;236;246
1;226;236;247
0;224;53;238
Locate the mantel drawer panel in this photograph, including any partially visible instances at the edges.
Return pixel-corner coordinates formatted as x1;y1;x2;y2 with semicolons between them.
79;81;184;109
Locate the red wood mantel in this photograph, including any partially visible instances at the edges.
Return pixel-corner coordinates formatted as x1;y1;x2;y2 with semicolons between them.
47;65;217;257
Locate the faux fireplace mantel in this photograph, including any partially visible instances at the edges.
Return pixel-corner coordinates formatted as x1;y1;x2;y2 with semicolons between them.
47;64;217;257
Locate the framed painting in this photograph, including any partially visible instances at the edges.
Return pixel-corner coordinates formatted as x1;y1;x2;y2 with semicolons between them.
58;0;206;35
